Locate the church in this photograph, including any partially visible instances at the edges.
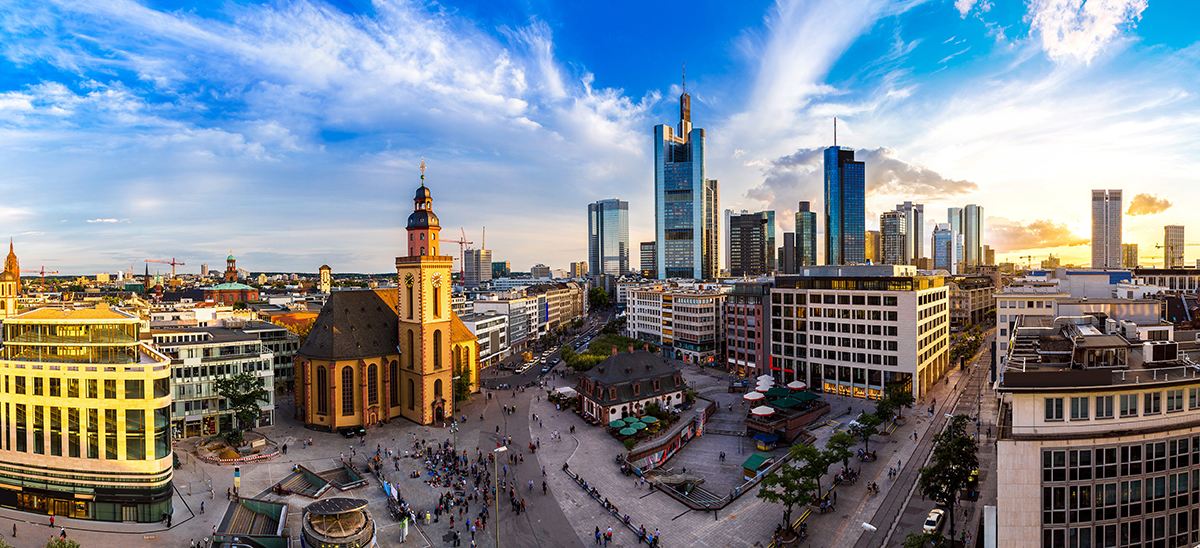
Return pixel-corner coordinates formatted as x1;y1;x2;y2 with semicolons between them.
294;167;481;429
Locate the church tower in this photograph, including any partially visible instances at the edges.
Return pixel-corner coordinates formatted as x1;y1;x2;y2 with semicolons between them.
0;239;18;318
225;251;238;283
318;265;332;293
395;161;455;425
5;238;18;293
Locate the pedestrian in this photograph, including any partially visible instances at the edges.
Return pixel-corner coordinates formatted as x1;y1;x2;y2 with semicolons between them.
200;501;204;514
49;516;53;527
595;526;602;545
10;523;14;537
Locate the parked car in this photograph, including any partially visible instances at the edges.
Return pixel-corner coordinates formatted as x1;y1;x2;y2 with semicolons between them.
923;509;945;533
541;365;551;374
340;427;366;439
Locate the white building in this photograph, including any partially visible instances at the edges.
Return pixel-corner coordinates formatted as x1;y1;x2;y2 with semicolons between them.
769;264;950;401
627;287;726;364
460;311;509;367
473;295;540;351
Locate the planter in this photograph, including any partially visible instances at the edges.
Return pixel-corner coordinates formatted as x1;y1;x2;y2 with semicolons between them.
894;416;907;426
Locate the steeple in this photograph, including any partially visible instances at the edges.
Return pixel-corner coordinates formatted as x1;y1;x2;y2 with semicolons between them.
4;238;18;290
678;62;691;137
406;159;441;257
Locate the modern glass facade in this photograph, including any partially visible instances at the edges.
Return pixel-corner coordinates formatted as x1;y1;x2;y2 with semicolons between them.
933;224;953;271
880;211;908;266
728;210;773;277
0;306;172;523
655;87;717;279
965;204;985;268
588;199;630;276
797;201;818;268
1091;190;1122;269
824;147;865;265
464;249;492;288
896;201;924;262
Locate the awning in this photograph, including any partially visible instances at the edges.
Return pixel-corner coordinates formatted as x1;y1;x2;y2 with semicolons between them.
771;397;801;409
743;391;765;402
792;391;821;402
764;387;791;398
786;381;807;390
751;406;775;416
757;375;774;382
752;433;780;443
742;452;775;470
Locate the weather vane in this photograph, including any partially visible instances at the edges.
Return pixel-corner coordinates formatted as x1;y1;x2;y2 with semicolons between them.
419;157;426;185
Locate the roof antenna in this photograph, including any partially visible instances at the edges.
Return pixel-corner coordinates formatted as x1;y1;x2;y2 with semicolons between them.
682;61;686;95
834;117;837;146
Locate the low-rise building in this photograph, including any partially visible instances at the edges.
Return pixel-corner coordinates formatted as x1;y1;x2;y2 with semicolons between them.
725;282;770;378
946;275;998;329
577;349;686;422
473;295;539;352
205;282;260;306
995;280;1071;354
459;311;508;367
627;287;726;364
1135;267;1200;294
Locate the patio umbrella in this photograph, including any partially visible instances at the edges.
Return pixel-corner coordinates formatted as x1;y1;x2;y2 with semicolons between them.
786;381;807;390
743;391;765;402
764;387;791;398
756;383;773;392
619;427;637;436
641;416;659;423
631;421;647;430
751;405;775;416
757;375;774;382
609;419;626;428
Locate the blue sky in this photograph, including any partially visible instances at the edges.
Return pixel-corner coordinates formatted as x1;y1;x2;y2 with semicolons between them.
1;0;1197;275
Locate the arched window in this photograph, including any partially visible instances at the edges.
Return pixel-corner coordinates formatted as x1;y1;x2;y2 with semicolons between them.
407;330;415;369
341;366;354;416
367;363;378;406
434;379;443;398
407;287;414;318
389;361;398;404
316;366;328;414
420;233;425;240
407;379;415;410
433;286;440;317
420;247;425;256
433;330;442;369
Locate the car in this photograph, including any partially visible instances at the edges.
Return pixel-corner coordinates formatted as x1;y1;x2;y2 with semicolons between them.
339;427;366;439
923;509;945;533
541;365;551;374
552;359;560;365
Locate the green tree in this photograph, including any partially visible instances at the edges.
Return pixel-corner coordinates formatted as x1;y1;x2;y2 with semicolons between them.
852;413;883;454
825;432;856;475
878;383;916;420
791;443;833;502
232;301;248;310
901;530;946;548
588;287;610;309
215;372;270;443
756;459;817;534
453;364;472;402
918;414;979;547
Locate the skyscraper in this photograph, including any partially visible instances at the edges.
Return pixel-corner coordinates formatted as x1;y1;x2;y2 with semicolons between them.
947;205;984;270
796;201;818;267
1165;225;1185;268
464;248;492;288
865;230;880;264
895;201;925;262
727;210;772;277
587;199;630;276
640;241;657;278
780;232;796;274
932;224;953;271
1091;190;1122;269
824;147;865;265
655;78;717;279
1122;243;1139;268
880;211;908;265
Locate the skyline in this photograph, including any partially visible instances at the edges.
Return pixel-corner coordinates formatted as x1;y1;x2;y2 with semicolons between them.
2;0;1199;274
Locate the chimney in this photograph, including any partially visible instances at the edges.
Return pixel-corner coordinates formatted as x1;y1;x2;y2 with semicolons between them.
611;346;617;356
628;344;634;353
643;342;649;352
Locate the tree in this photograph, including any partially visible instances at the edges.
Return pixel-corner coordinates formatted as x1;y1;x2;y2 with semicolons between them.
918;414;979;548
215;372;270;444
453;364;472;402
588;287;610;309
278;318;315;347
757;460;817;533
851;413;883;454
232;301;248;310
879;383;916;419
825;432;856;475
791;443;833;503
44;539;80;548
902;530;946;548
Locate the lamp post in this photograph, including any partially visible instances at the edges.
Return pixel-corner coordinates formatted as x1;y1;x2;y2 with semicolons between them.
861;522;878;546
494;446;507;548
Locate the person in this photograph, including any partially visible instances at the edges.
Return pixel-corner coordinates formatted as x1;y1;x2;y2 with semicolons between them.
200;501;204;514
595;526;602;545
49;516;53;527
11;523;14;537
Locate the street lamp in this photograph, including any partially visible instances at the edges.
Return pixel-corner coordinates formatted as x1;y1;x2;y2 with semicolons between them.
861;522;878;546
494;446;508;548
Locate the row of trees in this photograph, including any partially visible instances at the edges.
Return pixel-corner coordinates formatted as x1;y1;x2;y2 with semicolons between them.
903;414;980;548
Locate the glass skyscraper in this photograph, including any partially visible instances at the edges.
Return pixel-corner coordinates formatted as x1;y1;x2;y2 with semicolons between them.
588;199;629;276
824;146;865;265
1091;190;1122;269
796;201;818;267
655;84;717;279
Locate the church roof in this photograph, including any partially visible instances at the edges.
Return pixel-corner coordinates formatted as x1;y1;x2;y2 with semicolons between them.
299;288;474;361
0;271;16;282
210;283;257;291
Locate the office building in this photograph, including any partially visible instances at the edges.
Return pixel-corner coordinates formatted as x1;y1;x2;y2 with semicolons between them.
1091;189;1123;269
994;310;1192;547
640;242;656;278
865;230;880;264
473;295;540;352
296;173;481;428
946;276;997;329
780;233;796;275
1041;255;1061;270
200;264;209;278
1165;225;1185;268
531;264;551;280
569;262;588;278
824;146;866;265
880;211;908;266
725;282;771;377
588;199;630;276
627;287;726;364
459;312;508;368
796;201;818;268
0;304;173;522
1122;243;1139;268
654;79;718;279
983;245;995;266
964;205;985;268
463;249;492;289
525;282;586;329
768;265;950;400
895;201;925;262
491;261;511;279
994;280;1072;353
932;224;961;273
727;210;773;277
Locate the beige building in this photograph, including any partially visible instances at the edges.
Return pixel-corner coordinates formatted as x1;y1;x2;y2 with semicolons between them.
0;304;173;522
627;287;726;364
946;275;998;329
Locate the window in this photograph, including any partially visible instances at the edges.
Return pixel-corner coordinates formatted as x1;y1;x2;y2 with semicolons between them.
1146;392;1162;415
104;409;118;460
1120;394;1139;417
883;296;897;306
125;409;145;461
87;409;98;459
316;366;328;414
49;378;60;398
1168;389;1185;413
34;377;42;396
407;379;415;410
14;376;24;395
104;379;116;399
367;364;378;406
1070;397;1089;420
433;330;442;369
1191;387;1200;410
407;330;415;369
1096;396;1114;419
341;366;354;416
1046;397;1064;421
389;361;398;405
434;379;443;398
125;379;143;399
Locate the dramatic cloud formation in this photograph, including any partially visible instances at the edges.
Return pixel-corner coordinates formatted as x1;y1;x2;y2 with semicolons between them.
987;216;1089;253
1029;0;1147;63
745;147;978;213
1126;193;1173;216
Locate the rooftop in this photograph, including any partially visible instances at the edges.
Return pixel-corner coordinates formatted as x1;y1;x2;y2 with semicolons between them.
10;305;136;322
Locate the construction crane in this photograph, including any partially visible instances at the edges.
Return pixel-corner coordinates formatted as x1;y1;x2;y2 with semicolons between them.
21;266;59;292
1019;256;1034;270
449;228;474;282
145;258;186;279
1154;242;1200;267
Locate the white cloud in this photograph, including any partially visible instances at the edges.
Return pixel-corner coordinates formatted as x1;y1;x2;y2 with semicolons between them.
86;219;127;223
1029;0;1147;63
